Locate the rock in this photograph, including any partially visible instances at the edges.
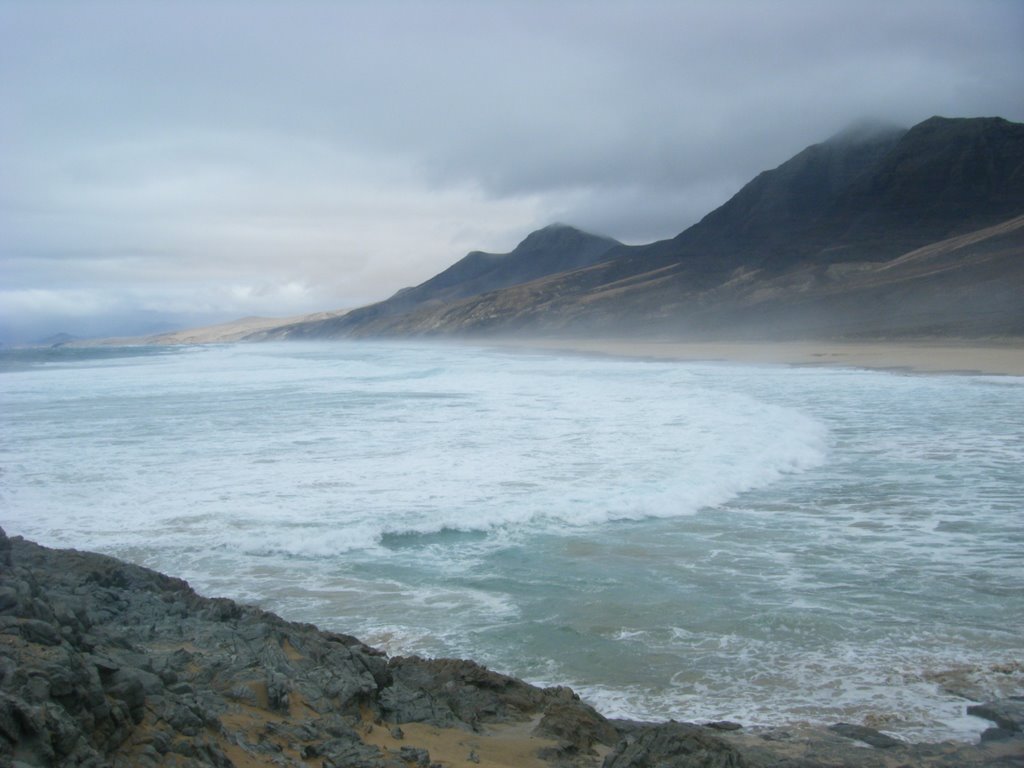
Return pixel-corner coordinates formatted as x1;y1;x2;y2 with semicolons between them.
980;726;1019;742
2;531;1020;768
105;674;146;724
704;721;743;731
0;588;20;613
602;722;747;768
535;698;618;754
16;618;63;646
967;698;1024;733
379;681;458;728
0;527;10;567
319;738;395;768
829;722;902;748
265;670;291;712
398;745;431;765
384;655;549;728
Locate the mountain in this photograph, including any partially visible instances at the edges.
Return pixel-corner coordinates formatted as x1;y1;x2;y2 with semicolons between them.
259;115;1024;340
35;332;81;347
256;224;621;339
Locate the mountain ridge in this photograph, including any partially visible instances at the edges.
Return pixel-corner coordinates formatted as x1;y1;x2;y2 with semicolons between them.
257;223;622;340
78;115;1024;345
263;114;1021;340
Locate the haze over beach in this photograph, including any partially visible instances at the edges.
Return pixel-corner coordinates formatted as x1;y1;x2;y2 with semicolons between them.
2;2;1024;767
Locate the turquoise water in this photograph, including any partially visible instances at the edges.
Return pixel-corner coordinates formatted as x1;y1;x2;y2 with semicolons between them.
1;341;1021;740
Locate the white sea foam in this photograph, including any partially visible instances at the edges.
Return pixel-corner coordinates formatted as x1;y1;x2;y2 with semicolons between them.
1;343;829;556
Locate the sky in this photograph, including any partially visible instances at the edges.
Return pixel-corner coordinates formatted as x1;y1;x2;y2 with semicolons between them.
2;1;1023;343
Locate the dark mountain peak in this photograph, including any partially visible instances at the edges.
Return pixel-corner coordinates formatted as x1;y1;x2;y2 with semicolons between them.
825;118;907;146
676;120;906;257
290;224;623;338
513;223;618;254
268;114;1024;342
673;114;1024;271
913;114;1013;132
884;116;1023;169
842;114;1024;225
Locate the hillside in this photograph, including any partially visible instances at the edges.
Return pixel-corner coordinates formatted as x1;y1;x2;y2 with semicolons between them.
256;224;621;340
256;115;1023;341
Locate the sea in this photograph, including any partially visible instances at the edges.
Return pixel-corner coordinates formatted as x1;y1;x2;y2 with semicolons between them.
1;341;1021;742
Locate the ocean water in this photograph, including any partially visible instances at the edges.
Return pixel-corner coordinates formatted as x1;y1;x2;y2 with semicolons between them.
1;341;1022;741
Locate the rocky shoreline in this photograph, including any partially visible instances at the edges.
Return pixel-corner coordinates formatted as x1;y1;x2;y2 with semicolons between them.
1;527;1021;767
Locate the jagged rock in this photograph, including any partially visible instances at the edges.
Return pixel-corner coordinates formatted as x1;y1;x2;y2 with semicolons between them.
385;656;549;727
535;695;619;754
602;721;747;768
14;619;62;646
968;698;1024;733
318;737;398;768
1;526;1020;768
704;721;743;731
981;726;1019;742
828;722;902;748
398;745;431;765
379;680;459;727
0;588;19;613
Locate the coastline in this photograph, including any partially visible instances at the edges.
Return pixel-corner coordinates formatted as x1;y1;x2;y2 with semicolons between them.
5;342;1024;765
3;528;1022;767
476;337;1024;377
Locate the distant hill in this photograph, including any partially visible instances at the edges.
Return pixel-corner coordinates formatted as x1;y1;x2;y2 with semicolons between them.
253;224;621;340
72;311;349;347
190;116;1024;342
35;332;81;347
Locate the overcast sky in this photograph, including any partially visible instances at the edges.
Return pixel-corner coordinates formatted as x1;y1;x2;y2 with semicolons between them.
2;0;1023;342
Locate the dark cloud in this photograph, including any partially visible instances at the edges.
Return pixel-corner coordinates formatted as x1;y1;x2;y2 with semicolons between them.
1;0;1023;342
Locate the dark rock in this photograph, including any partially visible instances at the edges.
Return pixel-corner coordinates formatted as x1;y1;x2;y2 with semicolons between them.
162;699;204;735
968;699;1024;732
980;726;1019;742
829;722;902;748
0;527;10;568
398;745;431;765
319;737;393;768
379;681;458;728
535;697;618;753
602;721;747;768
16;618;63;646
0;587;20;613
105;674;146;724
112;666;162;695
265;670;291;712
704;721;743;731
2;531;1019;768
25;674;50;702
384;655;549;728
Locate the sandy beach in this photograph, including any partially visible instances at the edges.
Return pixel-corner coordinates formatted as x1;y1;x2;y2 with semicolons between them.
481;337;1024;377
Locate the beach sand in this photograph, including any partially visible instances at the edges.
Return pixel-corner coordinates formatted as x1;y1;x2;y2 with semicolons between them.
480;337;1024;376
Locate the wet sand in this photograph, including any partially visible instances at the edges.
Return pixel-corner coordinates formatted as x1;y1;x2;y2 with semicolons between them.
481;338;1024;376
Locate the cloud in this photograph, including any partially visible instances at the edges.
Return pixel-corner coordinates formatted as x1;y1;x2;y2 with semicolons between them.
1;0;1022;341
